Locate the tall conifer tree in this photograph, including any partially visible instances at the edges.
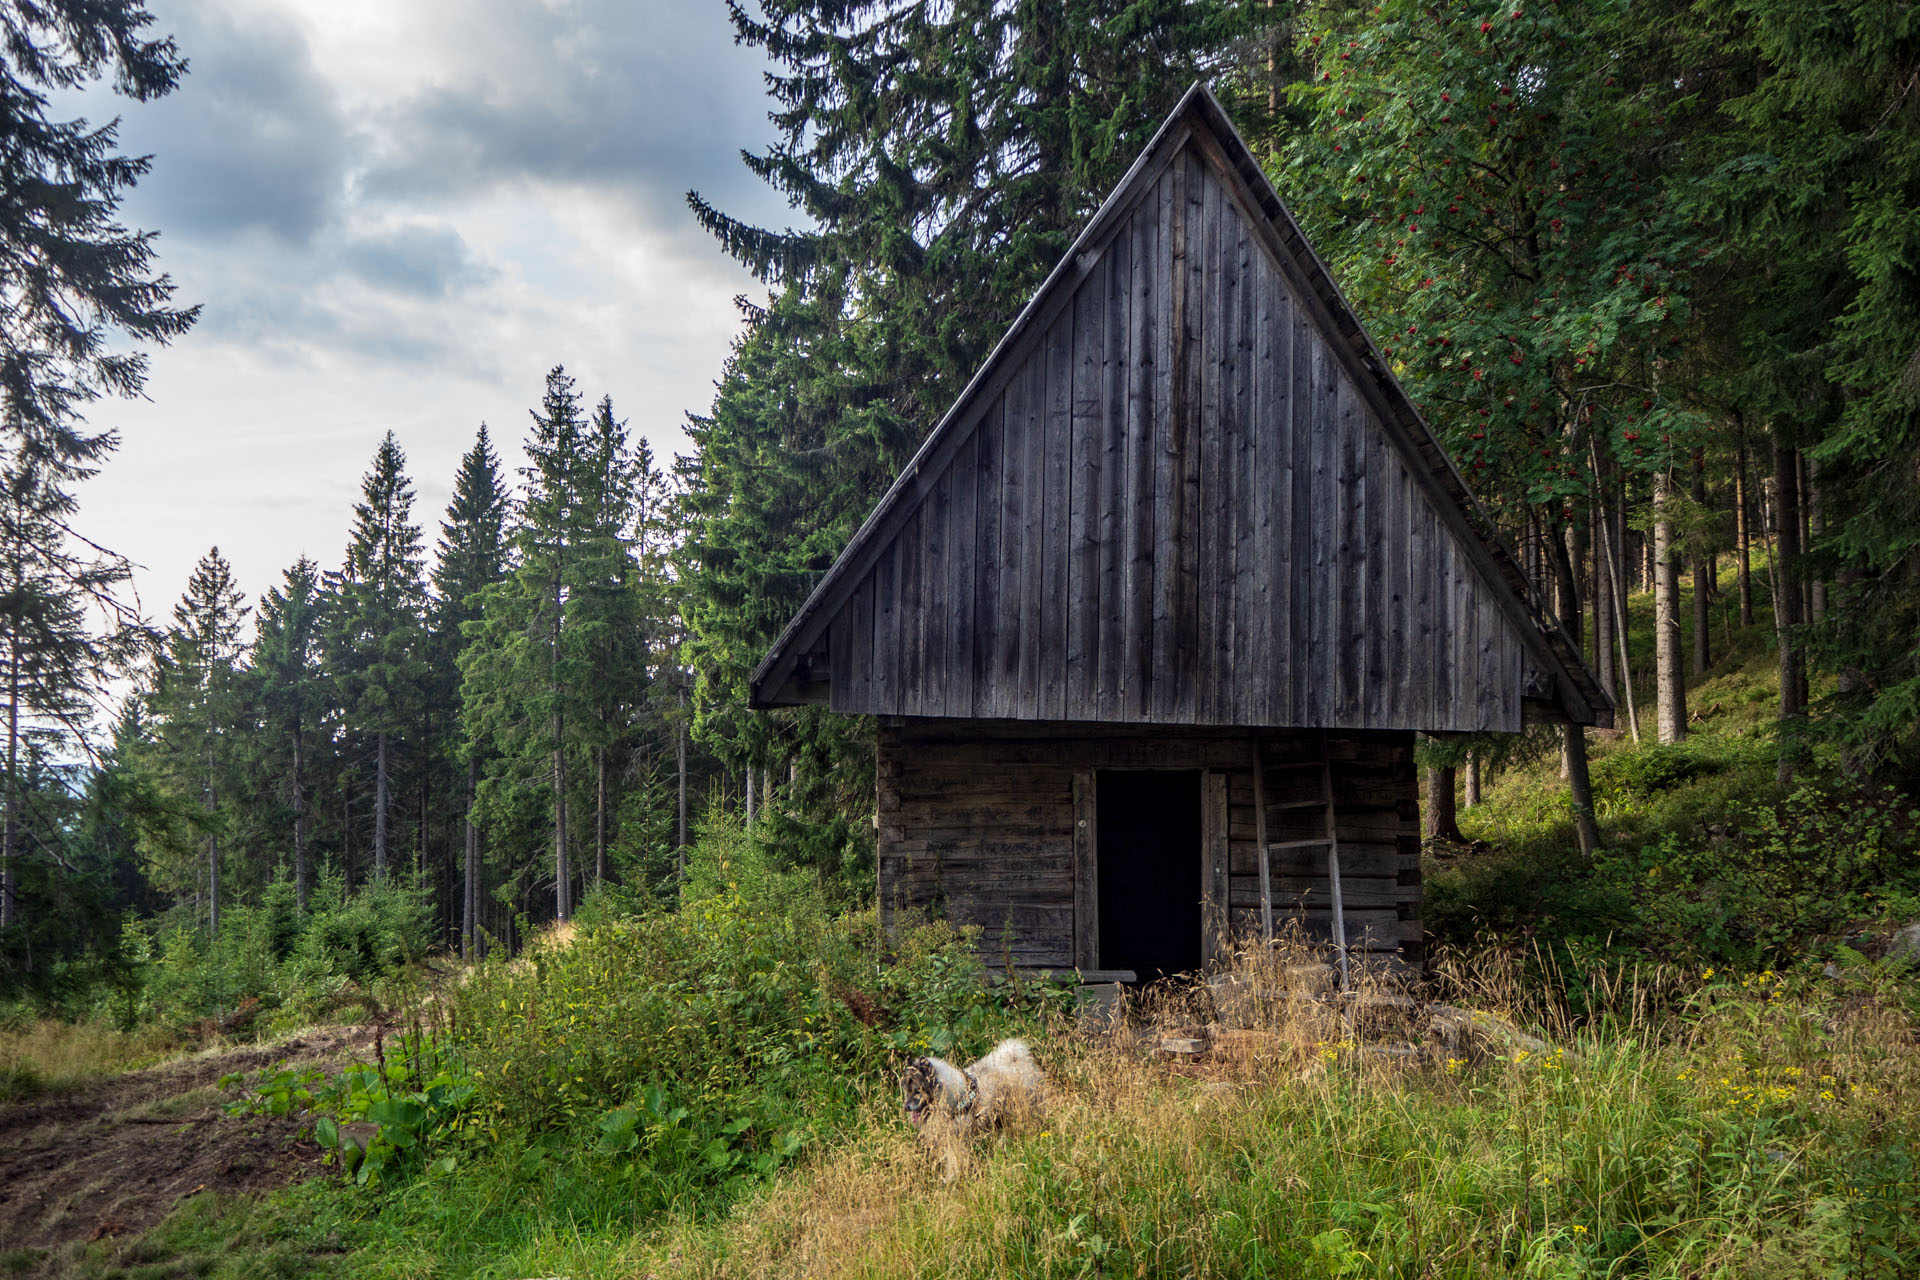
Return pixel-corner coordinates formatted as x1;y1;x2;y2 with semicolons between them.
680;2;1262;879
463;369;592;921
0;1;197;458
431;426;510;955
150;548;247;934
0;435;142;932
251;556;327;908
328;433;427;881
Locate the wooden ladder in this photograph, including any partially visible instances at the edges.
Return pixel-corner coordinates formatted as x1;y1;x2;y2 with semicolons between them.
1253;730;1349;990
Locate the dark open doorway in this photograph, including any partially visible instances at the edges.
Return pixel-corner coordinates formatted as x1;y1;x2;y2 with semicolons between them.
1096;770;1204;982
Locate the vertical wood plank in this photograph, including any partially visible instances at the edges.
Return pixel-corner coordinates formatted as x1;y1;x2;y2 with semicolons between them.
1125;198;1157;719
973;398;1003;717
922;457;950;717
1336;376;1364;725
1409;495;1435;728
1266;270;1295;727
898;508;924;715
1173;151;1204;723
829;603;853;712
1019;352;1047;712
1306;328;1335;723
949;432;977;717
1201;768;1230;961
1097;220;1130;716
1363;424;1388;726
872;541;899;715
1042;292;1074;721
1072;771;1098;970
1435;530;1456;728
1383;453;1410;726
1067;262;1105;717
1150;165;1178;721
996;384;1026;718
1228;201;1255;726
1195;162;1222;724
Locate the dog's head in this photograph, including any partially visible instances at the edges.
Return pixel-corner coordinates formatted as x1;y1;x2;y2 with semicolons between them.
900;1058;939;1128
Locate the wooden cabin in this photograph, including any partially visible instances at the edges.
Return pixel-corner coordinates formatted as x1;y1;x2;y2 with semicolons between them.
751;85;1610;980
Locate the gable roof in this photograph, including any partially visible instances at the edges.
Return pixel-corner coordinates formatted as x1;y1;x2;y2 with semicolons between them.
749;83;1611;730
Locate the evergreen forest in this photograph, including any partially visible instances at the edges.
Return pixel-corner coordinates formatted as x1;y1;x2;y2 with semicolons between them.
3;3;1920;1278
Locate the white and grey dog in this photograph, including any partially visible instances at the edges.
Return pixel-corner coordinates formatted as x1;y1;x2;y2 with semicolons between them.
899;1037;1044;1139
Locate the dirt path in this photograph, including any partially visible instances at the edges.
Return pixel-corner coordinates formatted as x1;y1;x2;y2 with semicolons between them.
0;1024;377;1254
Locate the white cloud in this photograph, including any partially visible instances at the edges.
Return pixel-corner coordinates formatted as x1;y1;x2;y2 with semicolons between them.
73;0;790;619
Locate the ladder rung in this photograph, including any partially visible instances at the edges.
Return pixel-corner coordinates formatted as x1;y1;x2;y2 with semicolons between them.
1267;839;1332;852
1265;761;1327;773
1269;799;1328;812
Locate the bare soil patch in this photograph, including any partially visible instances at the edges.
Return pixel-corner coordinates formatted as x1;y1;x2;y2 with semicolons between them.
0;1025;375;1254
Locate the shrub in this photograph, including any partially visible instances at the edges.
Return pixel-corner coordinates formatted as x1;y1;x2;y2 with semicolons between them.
436;822;1067;1202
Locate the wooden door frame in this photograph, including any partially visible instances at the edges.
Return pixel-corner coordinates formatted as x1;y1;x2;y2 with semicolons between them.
1074;766;1231;974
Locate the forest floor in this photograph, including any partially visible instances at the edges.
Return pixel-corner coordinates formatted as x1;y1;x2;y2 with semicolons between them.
0;1024;374;1276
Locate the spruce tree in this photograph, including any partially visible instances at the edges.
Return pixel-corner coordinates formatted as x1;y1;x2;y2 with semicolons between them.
328;433;427;882
430;426;510;956
462;369;592;921
150;548;247;935
571;396;648;890
681;3;1262;880
0;435;143;932
0;1;197;457
1699;1;1920;769
251;557;327;909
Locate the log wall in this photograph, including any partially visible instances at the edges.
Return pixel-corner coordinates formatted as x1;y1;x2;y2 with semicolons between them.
876;719;1422;972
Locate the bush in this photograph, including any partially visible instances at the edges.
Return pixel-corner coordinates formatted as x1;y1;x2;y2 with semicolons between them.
435;820;1067;1204
129;870;434;1033
1590;740;1719;798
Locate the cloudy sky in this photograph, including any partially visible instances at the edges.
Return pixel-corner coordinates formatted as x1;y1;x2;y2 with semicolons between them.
71;0;790;619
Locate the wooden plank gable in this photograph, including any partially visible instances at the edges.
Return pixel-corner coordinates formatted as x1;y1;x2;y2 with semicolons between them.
753;84;1610;731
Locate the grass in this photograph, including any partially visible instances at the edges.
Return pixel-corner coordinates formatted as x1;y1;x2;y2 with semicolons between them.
74;936;1920;1280
25;554;1920;1279
1428;560;1920;972
647;944;1920;1278
0;1017;177;1103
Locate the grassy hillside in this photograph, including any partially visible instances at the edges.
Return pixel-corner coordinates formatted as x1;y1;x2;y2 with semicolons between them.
11;575;1920;1279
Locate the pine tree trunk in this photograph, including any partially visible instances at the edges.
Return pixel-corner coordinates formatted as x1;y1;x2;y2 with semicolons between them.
1463;753;1481;807
1772;443;1807;783
675;682;688;879
1653;470;1687;744
1806;456;1827;621
1735;437;1754;626
292;724;308;911
1797;452;1815;625
1563;724;1600;855
206;730;220;938
207;829;220;940
373;731;391;880
1591;488;1614;699
1547;527;1603;852
594;745;607;890
463;757;478;961
552;735;570;921
1606;485;1640;741
2;632;20;933
745;766;756;826
1691;450;1711;676
1423;766;1464;844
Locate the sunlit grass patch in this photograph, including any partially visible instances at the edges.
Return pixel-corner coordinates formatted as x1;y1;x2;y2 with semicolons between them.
0;1017;176;1102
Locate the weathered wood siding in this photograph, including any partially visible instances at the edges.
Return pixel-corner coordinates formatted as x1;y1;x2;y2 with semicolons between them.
827;140;1537;733
876;720;1421;970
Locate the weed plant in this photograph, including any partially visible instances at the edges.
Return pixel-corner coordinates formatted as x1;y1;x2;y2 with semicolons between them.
650;940;1920;1279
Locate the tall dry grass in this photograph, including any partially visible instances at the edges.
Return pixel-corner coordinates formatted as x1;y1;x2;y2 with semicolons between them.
648;937;1920;1279
0;1018;176;1102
